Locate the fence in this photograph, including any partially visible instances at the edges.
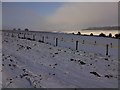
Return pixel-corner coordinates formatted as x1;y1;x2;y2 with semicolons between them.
3;30;119;59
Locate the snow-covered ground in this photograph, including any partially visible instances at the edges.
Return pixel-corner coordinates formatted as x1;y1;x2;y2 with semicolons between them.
8;30;119;59
0;31;2;89
1;31;119;88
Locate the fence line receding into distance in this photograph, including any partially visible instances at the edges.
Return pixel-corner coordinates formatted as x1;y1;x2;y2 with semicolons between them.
3;30;119;59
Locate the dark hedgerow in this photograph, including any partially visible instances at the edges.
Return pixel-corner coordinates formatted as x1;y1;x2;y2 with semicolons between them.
90;33;93;36
18;28;21;31
99;33;106;37
108;33;112;37
25;28;29;31
77;32;81;35
115;33;120;39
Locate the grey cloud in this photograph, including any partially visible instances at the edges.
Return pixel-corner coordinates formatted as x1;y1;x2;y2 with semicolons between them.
2;2;118;31
46;2;118;29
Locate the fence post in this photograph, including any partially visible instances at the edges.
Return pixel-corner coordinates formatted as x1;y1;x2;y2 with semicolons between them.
42;36;44;43
110;43;112;48
55;38;58;46
76;41;78;50
11;33;13;37
18;33;19;38
33;34;35;41
24;33;25;39
94;41;96;45
82;40;85;44
106;44;109;56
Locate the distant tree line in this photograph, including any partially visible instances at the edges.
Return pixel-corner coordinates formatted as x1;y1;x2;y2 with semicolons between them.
114;33;120;39
13;28;29;31
74;31;120;39
12;28;120;39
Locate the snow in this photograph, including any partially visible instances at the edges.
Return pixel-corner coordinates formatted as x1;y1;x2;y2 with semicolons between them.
0;31;2;89
1;30;119;88
9;30;119;59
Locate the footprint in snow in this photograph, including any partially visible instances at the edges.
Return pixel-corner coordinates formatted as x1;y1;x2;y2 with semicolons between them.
90;71;101;77
105;75;113;78
54;52;58;54
26;46;31;50
79;61;86;65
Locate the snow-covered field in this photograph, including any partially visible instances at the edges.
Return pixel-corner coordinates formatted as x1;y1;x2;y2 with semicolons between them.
0;31;2;89
7;30;119;59
1;30;119;88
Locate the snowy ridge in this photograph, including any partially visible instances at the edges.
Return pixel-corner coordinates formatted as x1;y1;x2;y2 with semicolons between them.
1;30;119;88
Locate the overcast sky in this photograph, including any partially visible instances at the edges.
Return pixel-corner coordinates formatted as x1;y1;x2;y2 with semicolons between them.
2;2;118;31
2;0;119;2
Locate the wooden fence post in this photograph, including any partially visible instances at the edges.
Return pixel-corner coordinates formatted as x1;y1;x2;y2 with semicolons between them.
18;33;19;38
42;36;44;43
106;44;109;56
11;33;13;37
33;34;35;41
82;40;85;44
110;43;112;48
24;33;25;39
76;41;78;50
94;41;96;45
55;38;58;46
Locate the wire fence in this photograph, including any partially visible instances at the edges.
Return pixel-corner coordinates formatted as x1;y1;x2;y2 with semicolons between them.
3;31;119;58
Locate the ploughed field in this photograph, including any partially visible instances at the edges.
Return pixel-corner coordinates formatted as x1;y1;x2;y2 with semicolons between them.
1;32;118;88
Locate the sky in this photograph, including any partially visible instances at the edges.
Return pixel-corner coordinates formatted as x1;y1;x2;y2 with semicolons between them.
2;2;118;32
2;0;120;2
